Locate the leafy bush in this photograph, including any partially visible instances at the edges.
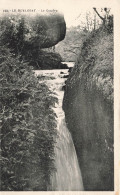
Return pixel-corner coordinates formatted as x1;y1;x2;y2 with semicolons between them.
0;46;58;190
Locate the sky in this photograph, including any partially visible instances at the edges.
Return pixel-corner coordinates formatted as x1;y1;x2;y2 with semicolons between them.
0;0;116;27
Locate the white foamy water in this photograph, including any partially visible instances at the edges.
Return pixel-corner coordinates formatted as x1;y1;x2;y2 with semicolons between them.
62;61;75;67
35;67;84;191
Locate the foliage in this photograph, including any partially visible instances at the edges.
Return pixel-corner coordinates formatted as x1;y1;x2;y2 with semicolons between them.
0;15;27;55
0;46;58;190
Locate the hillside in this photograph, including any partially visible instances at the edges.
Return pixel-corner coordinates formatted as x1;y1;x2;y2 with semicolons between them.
55;26;87;62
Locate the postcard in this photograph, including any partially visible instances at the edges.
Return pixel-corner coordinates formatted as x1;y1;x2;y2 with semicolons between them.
0;0;119;194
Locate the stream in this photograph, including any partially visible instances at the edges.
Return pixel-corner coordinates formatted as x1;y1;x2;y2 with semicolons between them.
35;62;84;191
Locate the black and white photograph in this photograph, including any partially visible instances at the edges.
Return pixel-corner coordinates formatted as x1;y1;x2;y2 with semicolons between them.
0;0;119;193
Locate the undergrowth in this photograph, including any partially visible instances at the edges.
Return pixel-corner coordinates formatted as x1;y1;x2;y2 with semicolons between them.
0;46;58;190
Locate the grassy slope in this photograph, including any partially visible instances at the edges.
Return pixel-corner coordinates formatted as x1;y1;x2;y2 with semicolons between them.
63;27;114;190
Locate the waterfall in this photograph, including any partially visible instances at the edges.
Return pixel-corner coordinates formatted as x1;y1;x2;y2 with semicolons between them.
35;67;84;191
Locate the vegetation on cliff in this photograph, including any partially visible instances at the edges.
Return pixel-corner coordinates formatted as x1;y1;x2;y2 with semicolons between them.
0;46;58;190
63;15;114;190
67;24;113;103
0;12;66;190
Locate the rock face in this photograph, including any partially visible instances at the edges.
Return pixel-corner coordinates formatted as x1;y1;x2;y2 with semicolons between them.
23;13;66;69
31;13;66;48
30;50;68;69
63;28;114;190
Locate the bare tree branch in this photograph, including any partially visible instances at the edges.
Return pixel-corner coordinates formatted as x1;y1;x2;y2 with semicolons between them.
93;8;105;22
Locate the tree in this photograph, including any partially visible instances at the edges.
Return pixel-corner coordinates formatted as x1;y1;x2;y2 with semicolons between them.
93;8;113;32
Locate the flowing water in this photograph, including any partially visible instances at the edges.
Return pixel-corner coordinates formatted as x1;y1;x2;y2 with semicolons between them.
35;65;84;191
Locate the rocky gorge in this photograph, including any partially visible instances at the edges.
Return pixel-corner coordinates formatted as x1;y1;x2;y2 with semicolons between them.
0;10;114;191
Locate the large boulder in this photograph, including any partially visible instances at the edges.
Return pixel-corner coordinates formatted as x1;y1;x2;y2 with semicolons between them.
0;13;66;69
30;13;66;48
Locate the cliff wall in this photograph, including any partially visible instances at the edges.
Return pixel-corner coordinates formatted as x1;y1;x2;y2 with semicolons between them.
63;27;114;190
